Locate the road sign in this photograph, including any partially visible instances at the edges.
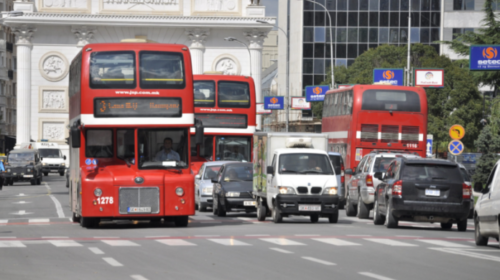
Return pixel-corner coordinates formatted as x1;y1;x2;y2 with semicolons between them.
449;125;465;140
448;140;464;156
264;96;284;110
373;69;404;86
470;45;500;71
426;139;433;157
305;85;329;102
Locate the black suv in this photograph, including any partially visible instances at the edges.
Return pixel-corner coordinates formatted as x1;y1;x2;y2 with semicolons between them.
4;149;43;186
372;158;471;231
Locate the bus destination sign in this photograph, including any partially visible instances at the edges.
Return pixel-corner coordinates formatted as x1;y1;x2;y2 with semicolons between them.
195;114;247;129
94;98;182;118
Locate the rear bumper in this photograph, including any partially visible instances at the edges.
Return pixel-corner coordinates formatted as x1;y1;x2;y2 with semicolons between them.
276;194;338;215
360;186;375;204
391;198;470;220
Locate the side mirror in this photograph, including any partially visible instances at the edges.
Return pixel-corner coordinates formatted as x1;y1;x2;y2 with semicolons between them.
267;166;274;174
195;174;201;179
40;157;43;161
195;119;204;145
473;182;483;193
63;155;67;160
374;172;385;180
345;168;353;175
211;178;218;184
71;126;81;148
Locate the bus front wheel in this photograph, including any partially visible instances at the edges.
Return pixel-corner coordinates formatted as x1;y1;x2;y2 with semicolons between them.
174;216;188;227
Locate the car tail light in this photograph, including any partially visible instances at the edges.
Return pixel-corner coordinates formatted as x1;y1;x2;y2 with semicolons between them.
463;183;471;199
341;163;345;184
392;180;403;196
366;175;374;187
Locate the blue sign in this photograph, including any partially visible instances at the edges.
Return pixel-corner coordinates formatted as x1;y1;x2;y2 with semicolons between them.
470;45;500;71
426;139;433;157
462;153;477;164
85;159;91;165
92;159;98;165
306;85;329;102
264;96;284;110
373;69;404;85
448;140;464;156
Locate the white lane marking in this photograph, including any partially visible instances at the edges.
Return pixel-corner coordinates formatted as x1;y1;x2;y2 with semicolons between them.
13;201;31;204
295;234;320;237
89;247;105;255
22;241;49;245
103;257;124;267
0;237;16;239
49;240;83;247
94;237;120;239
237;217;254;221
42;236;69;239
301;257;336;266
49;195;65;218
156;239;196;246
270;247;293;254
44;183;51;190
313;238;361;246
194;235;220;237
245;234;270;237
0;241;26;247
145;236;170;238
359;272;396;280
0;220;8;224
102;240;140;247
17;193;26;197
29;219;50;223
395;235;422;238
430;247;500;262
365;238;418;247
417;240;471;248
208;239;251;246
445;237;472;240
11;210;32;215
260;238;305;246
189;216;214;220
347;234;372;237
131;275;149;280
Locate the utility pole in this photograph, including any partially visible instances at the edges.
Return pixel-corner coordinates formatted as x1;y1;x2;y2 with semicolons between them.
407;0;411;86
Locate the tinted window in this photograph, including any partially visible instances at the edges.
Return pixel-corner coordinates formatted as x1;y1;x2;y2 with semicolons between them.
329;155;343;174
223;164;253;182
215;136;251;162
138;128;188;169
90;51;135;89
8;152;35;163
373;157;395;172
117;129;135;160
218;81;250;108
203;166;221;180
39;149;62;158
86;129;113;158
140;51;185;89
401;164;462;181
459;168;471;182
362;90;421;112
194;81;215;107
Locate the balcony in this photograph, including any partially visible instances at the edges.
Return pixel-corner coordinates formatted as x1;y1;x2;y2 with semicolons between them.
6;42;13;53
8;70;13;80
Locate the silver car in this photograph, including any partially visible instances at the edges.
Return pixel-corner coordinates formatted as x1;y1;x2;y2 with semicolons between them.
195;161;233;212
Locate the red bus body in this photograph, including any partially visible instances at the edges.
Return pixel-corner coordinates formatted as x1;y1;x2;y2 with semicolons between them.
68;43;195;225
322;85;428;171
190;75;256;174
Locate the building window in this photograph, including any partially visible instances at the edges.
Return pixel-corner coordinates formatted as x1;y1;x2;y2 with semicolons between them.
492;0;500;10
452;28;474;40
411;28;420;43
454;0;474;10
314;27;326;42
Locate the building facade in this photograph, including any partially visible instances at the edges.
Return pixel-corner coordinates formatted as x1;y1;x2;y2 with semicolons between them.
3;0;274;162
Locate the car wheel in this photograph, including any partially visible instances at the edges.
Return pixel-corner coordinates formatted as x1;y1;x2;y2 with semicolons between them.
310;214;319;223
440;222;453;230
474;217;489;246
216;199;226;217
212;197;218;215
257;201;266;221
59;172;64;176
44;172;48;176
373;200;385;225
345;191;357;217
457;219;468;232
36;177;41;185
9;179;13;186
174;216;189;227
357;194;370;219
385;201;398;228
272;203;282;223
199;201;207;212
71;212;80;223
30;179;36;186
328;211;339;223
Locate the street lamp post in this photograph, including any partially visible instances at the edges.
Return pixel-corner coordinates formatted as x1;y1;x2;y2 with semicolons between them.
407;0;412;86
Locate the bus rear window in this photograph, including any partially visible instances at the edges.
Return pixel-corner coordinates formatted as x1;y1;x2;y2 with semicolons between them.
218;81;250;108
361;90;421;112
90;51;135;89
194;81;215;107
140;51;185;89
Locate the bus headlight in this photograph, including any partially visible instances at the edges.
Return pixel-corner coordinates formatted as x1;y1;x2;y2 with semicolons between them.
176;187;184;197
323;187;338;195
201;187;213;195
94;188;102;197
279;187;296;195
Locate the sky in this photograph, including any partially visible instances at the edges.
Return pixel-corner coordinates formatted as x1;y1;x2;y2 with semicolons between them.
261;0;279;18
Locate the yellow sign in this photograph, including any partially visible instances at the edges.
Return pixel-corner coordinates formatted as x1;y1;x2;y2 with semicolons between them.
449;125;465;140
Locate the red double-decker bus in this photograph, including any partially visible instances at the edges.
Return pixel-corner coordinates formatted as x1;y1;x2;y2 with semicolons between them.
321;85;428;171
68;42;202;228
190;74;256;173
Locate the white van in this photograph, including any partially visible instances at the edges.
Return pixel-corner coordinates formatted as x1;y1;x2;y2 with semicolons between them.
20;142;66;176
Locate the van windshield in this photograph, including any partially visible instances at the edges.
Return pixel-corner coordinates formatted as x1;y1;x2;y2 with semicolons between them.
39;149;61;158
279;154;334;175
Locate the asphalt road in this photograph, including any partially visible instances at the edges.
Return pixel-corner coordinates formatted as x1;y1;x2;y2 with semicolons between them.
0;175;499;280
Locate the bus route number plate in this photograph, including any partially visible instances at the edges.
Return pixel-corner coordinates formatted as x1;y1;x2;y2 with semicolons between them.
127;207;151;213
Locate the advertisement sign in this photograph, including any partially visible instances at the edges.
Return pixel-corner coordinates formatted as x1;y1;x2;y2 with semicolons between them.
195;114;247;128
414;69;444;88
291;97;311;110
94;97;181;118
256;103;271;114
264;96;284;110
306;85;329;102
373;69;404;85
470;45;500;71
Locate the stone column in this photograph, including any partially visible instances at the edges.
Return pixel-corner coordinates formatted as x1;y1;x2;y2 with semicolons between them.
245;29;267;130
72;26;96;48
13;25;35;145
186;28;210;75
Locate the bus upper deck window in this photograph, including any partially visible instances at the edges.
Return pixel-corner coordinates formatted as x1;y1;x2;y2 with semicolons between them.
139;51;185;89
194;81;215;107
89;51;136;89
218;81;250;108
361;90;421;112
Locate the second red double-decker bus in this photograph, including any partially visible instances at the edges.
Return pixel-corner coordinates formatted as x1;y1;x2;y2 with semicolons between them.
321;84;428;171
190;74;256;173
68;42;202;228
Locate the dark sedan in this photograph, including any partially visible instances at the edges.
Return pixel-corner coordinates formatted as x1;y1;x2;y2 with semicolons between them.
212;162;255;217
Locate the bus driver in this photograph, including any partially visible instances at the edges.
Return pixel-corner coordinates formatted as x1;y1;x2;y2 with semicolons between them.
155;138;180;162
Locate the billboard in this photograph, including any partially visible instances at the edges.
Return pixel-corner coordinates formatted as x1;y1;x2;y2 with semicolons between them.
414;69;444;88
291;97;311;110
373;69;404;85
263;96;284;110
470;45;500;71
256;103;271;114
305;85;329;102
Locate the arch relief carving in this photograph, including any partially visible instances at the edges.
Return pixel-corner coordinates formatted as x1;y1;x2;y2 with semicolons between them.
212;54;241;76
39;52;69;82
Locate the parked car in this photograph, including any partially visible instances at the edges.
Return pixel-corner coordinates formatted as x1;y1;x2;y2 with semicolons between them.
372;158;471;230
212;162;255;217
328;152;345;209
345;150;420;219
4;149;43;186
473;160;500;246
194;161;232;212
458;163;474;218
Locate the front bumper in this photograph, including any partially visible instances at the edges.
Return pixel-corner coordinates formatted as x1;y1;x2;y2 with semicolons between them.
276;194;339;215
200;194;213;206
391;197;470;221
4;173;35;180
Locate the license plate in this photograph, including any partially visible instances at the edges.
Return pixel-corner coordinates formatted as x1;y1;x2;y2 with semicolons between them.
299;205;321;211
425;189;440;196
127;207;151;213
23;175;33;178
13;173;17;175
244;201;256;206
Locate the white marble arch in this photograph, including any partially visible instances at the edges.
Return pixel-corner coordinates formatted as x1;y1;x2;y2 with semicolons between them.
38;118;69;143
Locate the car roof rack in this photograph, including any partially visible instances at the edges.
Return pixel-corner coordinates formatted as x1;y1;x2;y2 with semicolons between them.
369;149;419;156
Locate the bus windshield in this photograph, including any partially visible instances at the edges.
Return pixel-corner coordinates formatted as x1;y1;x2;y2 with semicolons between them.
138;128;188;169
361;90;421;112
194;81;215;107
39;149;62;158
90;51;135;89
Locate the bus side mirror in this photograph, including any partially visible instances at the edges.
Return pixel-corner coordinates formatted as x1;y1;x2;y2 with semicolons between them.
195;119;204;145
71;127;81;148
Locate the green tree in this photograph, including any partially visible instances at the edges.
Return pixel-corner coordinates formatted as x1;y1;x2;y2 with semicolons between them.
472;125;500;184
